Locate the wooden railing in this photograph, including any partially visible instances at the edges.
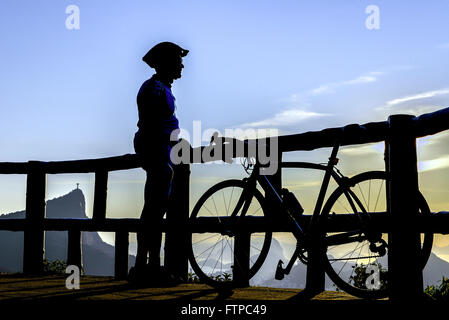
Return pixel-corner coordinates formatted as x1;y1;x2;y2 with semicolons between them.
2;107;449;302
0;154;190;280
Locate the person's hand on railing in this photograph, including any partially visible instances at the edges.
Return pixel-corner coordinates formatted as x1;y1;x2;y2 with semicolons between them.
209;132;244;148
208;132;250;162
206;132;234;163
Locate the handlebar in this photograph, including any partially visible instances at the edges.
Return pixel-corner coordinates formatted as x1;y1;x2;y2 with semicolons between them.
208;132;275;160
184;132;338;168
206;132;248;163
207;133;278;176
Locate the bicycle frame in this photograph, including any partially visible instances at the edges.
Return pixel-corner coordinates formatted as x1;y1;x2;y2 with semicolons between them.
188;135;432;297
231;142;376;278
249;142;343;229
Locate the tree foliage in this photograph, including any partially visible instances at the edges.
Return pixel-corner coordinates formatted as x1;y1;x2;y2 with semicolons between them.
349;262;388;290
43;259;67;274
425;277;449;302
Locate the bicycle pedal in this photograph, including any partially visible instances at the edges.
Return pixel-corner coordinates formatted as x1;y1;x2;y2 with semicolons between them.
275;260;285;280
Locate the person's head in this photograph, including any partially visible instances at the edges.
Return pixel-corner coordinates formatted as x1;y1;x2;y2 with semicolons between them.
142;41;188;82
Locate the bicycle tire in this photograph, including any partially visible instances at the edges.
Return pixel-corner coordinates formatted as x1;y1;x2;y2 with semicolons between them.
187;179;272;289
320;171;433;299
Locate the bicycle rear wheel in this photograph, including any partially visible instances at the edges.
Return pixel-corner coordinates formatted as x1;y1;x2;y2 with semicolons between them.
188;179;272;289
320;171;433;299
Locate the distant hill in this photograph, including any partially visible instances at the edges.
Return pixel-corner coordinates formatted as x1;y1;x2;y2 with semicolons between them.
2;190;447;287
253;239;336;290
423;251;449;287
254;238;449;290
0;188;135;276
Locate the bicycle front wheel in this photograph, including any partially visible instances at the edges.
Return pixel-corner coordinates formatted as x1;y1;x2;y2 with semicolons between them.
188;179;272;289
321;171;433;299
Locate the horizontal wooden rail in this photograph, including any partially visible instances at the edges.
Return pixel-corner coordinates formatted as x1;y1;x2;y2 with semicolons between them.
2;107;449;174
0;154;140;175
275;107;449;153
1;211;449;233
1;106;449;301
184;107;449;161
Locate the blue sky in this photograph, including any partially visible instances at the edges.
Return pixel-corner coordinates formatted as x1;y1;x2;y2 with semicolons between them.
1;0;448;161
1;1;449;254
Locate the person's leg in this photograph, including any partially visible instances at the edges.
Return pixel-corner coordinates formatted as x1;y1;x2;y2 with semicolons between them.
133;135;149;277
135;232;148;269
144;162;174;272
134;171;151;277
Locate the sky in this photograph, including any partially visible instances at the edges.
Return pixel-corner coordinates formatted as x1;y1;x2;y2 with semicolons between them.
1;1;449;258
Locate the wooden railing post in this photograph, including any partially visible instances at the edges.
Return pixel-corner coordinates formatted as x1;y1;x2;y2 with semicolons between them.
304;195;326;295
115;231;129;279
164;163;190;281
304;234;325;295
67;229;82;270
386;114;423;302
23;161;46;274
233;231;251;287
232;148;283;288
93;170;108;221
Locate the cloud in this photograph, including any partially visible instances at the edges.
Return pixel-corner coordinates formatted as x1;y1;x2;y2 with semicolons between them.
282;180;321;190
239;109;329;128
374;87;449;117
309;72;383;96
385;105;447;116
280;71;385;102
384;88;449;108
339;142;384;156
238;70;383;130
418;155;449;172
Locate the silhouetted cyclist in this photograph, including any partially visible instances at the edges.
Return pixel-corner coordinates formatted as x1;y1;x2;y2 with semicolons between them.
130;41;188;285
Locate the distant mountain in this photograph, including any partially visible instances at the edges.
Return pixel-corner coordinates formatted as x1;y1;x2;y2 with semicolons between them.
423;252;449;287
0;189;135;276
250;238;299;286
432;244;449;260
254;239;336;290
254;239;449;291
189;234;449;290
4;189;446;287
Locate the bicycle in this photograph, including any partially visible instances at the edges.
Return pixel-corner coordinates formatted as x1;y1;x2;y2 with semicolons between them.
187;136;433;299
